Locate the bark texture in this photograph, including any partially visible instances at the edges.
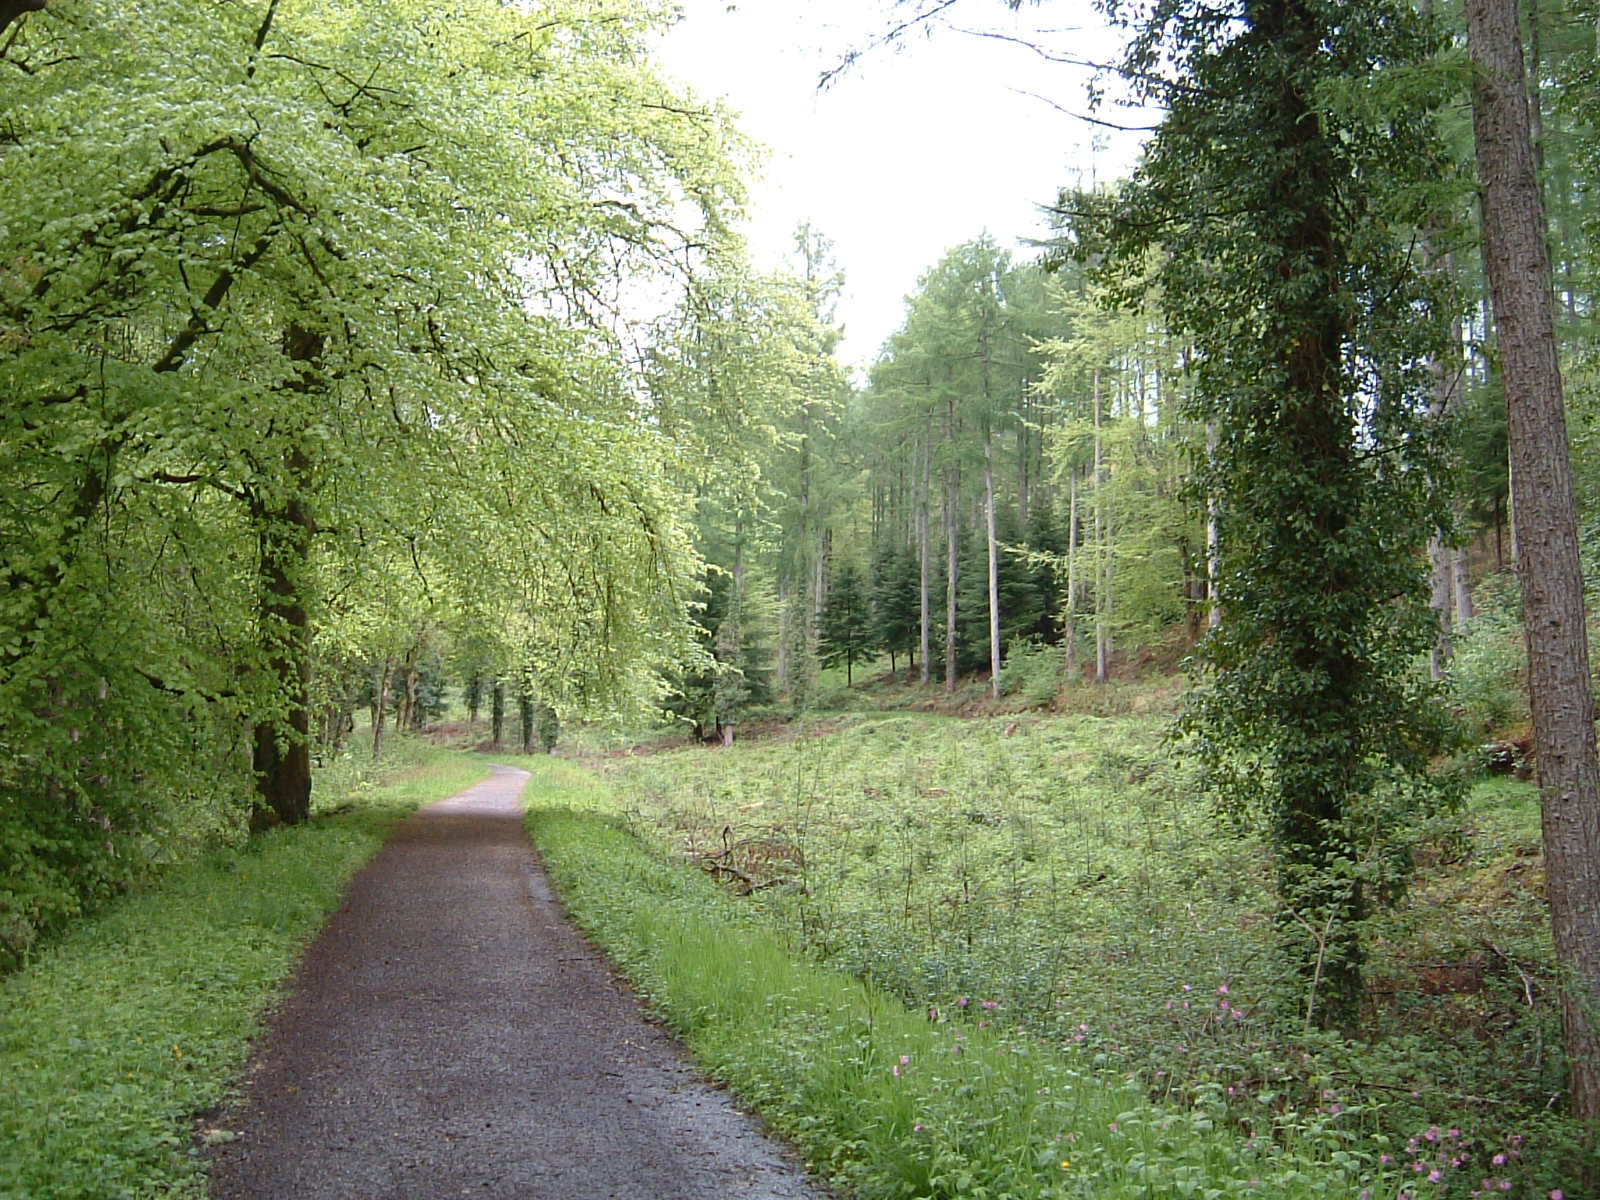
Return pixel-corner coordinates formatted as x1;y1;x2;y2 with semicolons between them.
1467;0;1600;1125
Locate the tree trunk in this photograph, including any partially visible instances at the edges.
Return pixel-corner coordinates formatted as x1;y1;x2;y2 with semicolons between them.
985;424;1001;700
945;469;959;694
1206;420;1222;631
519;689;535;754
371;659;392;764
1093;369;1110;684
249;326;323;830
1065;466;1080;680
919;427;933;685
491;680;506;748
1467;0;1600;1126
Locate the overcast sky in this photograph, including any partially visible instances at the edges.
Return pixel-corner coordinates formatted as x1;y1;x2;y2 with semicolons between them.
653;0;1148;373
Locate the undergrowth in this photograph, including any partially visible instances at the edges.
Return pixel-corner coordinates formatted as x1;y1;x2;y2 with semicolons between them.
520;753;1542;1198
573;714;1584;1198
0;738;487;1200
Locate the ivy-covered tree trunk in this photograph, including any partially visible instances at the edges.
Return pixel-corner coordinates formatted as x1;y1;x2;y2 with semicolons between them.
250;459;315;830
249;327;321;830
1082;0;1458;1032
1466;0;1600;1126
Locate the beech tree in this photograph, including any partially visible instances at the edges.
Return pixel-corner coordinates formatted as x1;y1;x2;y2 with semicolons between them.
0;0;739;960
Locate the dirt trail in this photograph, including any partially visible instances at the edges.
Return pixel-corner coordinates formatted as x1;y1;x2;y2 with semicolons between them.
207;764;823;1200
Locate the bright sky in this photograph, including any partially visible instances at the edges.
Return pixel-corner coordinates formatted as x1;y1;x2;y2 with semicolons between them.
654;0;1148;373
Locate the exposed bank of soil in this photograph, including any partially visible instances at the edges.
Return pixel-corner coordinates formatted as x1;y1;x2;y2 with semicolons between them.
206;765;824;1200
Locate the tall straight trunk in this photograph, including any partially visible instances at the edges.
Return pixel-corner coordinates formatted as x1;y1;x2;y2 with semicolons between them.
1421;173;1465;676
1454;545;1475;629
371;658;392;764
985;427;1001;700
918;431;932;685
1207;421;1222;630
1065;466;1080;679
518;689;535;754
1467;0;1600;1126
491;680;506;748
776;578;791;692
1092;370;1110;684
945;469;958;693
1017;392;1031;528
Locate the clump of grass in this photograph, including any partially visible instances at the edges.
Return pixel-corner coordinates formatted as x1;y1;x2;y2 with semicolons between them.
0;740;488;1200
523;757;1408;1198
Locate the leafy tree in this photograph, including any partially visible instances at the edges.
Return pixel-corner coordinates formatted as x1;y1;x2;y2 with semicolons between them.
1070;0;1462;1027
0;0;740;958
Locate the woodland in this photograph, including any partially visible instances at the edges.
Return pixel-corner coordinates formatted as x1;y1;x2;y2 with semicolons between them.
5;0;1600;1195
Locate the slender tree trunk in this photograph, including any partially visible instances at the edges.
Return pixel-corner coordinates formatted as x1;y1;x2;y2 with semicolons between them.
985;424;1001;699
918;430;932;686
372;658;392;764
491;680;506;748
776;578;791;692
1206;421;1222;631
1065;466;1080;679
1454;545;1475;629
945;469;959;694
1093;370;1110;683
1467;0;1600;1126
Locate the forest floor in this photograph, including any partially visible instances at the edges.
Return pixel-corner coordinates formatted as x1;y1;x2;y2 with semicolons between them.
204;763;824;1200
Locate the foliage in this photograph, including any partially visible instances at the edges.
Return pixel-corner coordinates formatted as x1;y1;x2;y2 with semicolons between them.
0;0;738;931
525;753;1429;1199
997;637;1061;707
1064;0;1468;1026
0;740;488;1200
1446;578;1529;739
586;710;1589;1194
820;558;875;685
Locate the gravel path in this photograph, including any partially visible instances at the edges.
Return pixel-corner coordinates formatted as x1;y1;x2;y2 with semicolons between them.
206;764;823;1200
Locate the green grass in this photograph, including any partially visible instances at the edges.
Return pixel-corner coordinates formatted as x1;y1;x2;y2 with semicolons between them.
547;714;1583;1197
517;753;1436;1198
0;739;489;1200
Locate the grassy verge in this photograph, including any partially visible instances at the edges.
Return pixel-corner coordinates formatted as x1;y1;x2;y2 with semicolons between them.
0;739;488;1200
518;754;1411;1199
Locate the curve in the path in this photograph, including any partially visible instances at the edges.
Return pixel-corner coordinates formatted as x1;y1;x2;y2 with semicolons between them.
206;763;823;1200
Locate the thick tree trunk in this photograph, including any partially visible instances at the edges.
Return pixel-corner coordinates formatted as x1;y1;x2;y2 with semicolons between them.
249;327;322;830
1467;0;1600;1126
518;689;535;754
